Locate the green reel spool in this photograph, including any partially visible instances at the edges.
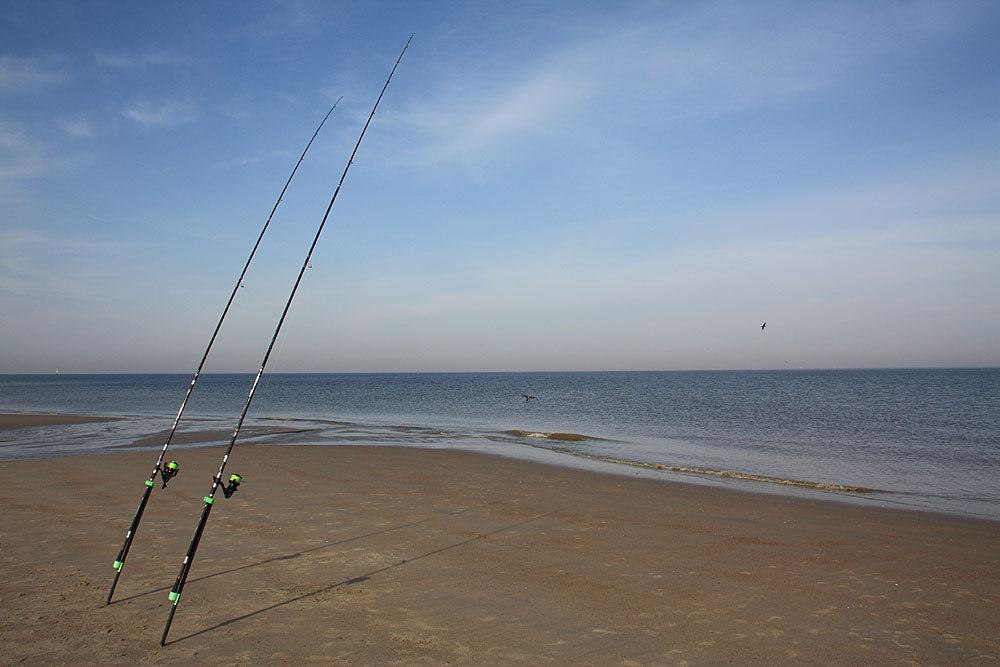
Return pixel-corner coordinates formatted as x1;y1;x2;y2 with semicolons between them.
219;472;243;498
160;460;180;487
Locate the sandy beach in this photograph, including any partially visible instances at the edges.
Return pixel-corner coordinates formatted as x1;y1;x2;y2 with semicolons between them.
1;415;997;665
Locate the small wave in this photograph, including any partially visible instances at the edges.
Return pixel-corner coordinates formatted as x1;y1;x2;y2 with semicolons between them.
113;424;320;449
262;417;353;426
551;448;885;494
506;430;593;442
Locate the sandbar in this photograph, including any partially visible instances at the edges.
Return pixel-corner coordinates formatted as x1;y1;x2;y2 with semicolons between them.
0;412;116;431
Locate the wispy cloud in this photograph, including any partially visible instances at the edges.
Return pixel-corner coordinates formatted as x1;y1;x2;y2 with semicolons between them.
0;55;68;94
0;153;45;181
591;1;984;116
232;0;327;41
94;50;186;69
0;117;27;149
397;65;589;166
57;117;96;139
394;1;987;167
122;100;198;127
0;118;44;201
0;112;100;202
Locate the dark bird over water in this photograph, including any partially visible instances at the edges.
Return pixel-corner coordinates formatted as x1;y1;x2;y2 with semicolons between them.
522;394;536;401
761;322;766;330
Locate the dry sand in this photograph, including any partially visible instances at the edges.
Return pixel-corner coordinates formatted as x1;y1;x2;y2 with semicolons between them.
0;416;997;665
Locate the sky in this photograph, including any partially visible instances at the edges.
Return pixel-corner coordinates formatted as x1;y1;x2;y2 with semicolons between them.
1;0;998;373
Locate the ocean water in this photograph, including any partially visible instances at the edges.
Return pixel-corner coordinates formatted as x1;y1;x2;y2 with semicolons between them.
1;369;997;520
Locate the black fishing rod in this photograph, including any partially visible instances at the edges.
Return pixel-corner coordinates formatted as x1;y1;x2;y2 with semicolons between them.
106;98;342;606
159;35;413;646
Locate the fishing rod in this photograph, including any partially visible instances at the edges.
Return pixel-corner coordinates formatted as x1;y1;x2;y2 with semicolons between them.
106;98;342;606
159;35;413;646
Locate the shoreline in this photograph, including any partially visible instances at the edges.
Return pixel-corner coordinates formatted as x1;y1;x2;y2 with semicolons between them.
2;411;996;523
1;442;998;663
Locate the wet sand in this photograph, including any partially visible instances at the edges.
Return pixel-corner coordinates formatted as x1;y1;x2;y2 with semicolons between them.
0;412;116;430
0;418;997;665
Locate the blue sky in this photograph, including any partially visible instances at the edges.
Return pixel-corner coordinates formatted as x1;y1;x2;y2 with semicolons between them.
2;0;998;373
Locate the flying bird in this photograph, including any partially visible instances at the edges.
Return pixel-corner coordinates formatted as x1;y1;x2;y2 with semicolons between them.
522;394;536;401
761;322;766;330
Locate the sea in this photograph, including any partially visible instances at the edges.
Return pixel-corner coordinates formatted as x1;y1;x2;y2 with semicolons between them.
1;369;997;521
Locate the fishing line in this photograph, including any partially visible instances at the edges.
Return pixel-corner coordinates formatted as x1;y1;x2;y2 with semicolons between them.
159;35;413;646
106;99;342;605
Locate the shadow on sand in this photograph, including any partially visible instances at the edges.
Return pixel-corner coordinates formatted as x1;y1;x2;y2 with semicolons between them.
165;505;568;645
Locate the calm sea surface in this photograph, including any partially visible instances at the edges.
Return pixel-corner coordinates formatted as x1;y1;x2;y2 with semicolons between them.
1;369;997;520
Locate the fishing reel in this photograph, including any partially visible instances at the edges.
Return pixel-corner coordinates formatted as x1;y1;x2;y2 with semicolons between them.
215;473;243;498
159;461;179;488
